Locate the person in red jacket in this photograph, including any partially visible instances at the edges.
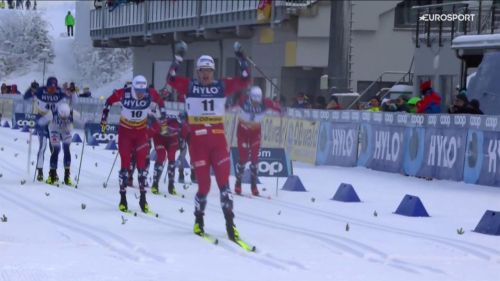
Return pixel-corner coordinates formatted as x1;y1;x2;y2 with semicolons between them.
167;42;251;241
100;75;167;213
149;100;181;195
416;80;441;114
233;86;281;196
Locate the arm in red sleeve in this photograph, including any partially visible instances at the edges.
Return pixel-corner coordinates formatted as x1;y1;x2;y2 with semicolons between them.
102;89;125;121
264;98;281;113
149;88;165;108
223;77;251;97
167;76;189;99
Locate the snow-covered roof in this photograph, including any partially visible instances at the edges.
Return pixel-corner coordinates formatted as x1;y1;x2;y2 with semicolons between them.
452;34;500;50
389;84;413;92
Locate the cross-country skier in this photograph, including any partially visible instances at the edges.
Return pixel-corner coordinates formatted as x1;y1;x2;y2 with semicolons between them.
34;77;74;185
149;100;181;195
100;75;167;213
167;42;251;241
232;86;281;196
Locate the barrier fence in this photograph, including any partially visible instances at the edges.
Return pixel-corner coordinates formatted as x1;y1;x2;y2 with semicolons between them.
2;95;499;188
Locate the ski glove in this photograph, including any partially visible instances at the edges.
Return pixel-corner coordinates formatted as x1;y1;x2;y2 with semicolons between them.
101;108;109;134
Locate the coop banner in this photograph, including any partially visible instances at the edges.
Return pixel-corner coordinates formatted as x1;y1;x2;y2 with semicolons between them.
230;147;291;177
285;118;320;164
315;121;358;166
13;113;38;128
463;129;500;187
84;122;119;144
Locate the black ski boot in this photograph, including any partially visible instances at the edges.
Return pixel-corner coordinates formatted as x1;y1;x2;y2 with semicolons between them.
36;168;44;182
178;168;185;183
234;163;245;195
151;164;164;194
138;169;149;213
250;163;259;196
119;192;128;212
139;191;149;213
64;168;73;186
46;169;59;185
167;161;177;195
193;193;207;235
220;185;239;241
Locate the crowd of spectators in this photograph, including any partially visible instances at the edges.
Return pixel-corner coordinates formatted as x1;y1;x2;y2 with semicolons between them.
289;80;483;115
94;0;145;12
1;80;92;98
0;0;36;10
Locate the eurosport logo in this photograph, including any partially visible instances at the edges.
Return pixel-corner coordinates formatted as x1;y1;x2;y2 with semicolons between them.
17;120;36;128
419;14;475;22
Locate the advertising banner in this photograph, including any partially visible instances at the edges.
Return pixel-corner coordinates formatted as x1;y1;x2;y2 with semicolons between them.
285;118;320;164
13;113;38;128
316;121;358;166
230;147;291;177
463;130;500;187
84;122;119;144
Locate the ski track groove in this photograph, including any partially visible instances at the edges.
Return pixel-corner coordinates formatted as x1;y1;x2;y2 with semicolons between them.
44;182;294;271
0;190;165;264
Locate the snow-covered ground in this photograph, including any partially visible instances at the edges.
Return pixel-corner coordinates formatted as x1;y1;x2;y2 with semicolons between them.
0;124;500;281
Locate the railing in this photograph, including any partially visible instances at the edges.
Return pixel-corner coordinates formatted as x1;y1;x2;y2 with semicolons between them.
412;1;500;48
346;71;412;109
90;0;319;40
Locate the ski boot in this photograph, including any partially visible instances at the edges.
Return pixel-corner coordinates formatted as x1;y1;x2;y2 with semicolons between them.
224;212;240;241
250;163;259;196
168;182;177;195
151;164;164;195
167;162;177;195
193;214;204;236
118;192;128;212
36;168;44;182
139;191;149;213
190;169;197;184
64;168;73;186
46;169;59;185
234;163;245;195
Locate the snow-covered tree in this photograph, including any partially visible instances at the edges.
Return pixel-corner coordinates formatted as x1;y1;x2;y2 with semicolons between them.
0;10;54;77
73;43;133;88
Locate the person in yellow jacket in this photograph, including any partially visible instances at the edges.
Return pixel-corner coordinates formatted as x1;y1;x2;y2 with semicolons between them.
65;11;75;37
367;97;381;112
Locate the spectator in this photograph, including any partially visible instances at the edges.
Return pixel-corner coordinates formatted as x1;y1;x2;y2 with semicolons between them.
416;80;441;114
448;92;474;114
79;87;92;98
366;96;381;112
65;11;75;37
469;99;484;115
24;80;39;99
326;95;341;110
291;92;312;109
68;81;79;95
394;95;410;112
0;1;6;9
1;83;8;94
10;84;20;94
313;95;327;109
407;96;420;113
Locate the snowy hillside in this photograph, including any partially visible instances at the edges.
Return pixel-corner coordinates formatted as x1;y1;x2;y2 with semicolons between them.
1;124;500;281
1;1;131;97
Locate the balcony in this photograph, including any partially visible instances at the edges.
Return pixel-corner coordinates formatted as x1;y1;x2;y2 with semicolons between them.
90;0;318;47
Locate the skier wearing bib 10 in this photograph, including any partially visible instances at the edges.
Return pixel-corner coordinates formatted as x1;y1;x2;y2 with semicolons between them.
167;42;251;241
233;86;281;196
100;75;167;213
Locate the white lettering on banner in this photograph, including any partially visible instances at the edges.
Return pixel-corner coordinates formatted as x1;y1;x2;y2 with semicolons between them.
373;131;401;161
428;115;437;126
319;110;329;119
258;150;271;158
341;111;350;120
351;111;360;121
384;113;394;124
312;110;319;119
427;135;457;168
332;129;354;157
361;112;370;121
93;132;117;142
411;115;424;126
192;85;220;95
397;114;408;124
122;99;148;108
332;111;340;120
486;117;498;129
257;161;284;176
17;120;36;127
454;115;466;127
487;140;500;173
373;113;382;123
440;115;451;126
469;116;481;128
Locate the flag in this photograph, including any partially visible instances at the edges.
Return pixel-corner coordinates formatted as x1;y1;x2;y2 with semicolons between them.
257;0;272;23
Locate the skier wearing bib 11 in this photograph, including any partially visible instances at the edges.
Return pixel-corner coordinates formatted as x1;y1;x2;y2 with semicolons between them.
167;42;251;241
100;75;167;213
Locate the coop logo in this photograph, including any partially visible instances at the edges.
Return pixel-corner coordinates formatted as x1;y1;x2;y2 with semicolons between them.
397;114;408;124
469;116;481;128
258;161;283;176
411;115;424;126
486;117;498;129
428;115;437;126
17;120;36;128
439;115;451;126
453;115;467;127
384;113;394;124
92;132;117;142
419;13;475;22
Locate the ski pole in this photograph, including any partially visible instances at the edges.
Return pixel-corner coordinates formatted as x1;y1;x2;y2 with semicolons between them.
75;137;85;188
103;151;119;188
246;56;281;95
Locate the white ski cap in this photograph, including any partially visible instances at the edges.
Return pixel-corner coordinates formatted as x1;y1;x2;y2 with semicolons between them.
249;86;263;103
132;75;148;94
197;55;215;70
58;103;71;118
